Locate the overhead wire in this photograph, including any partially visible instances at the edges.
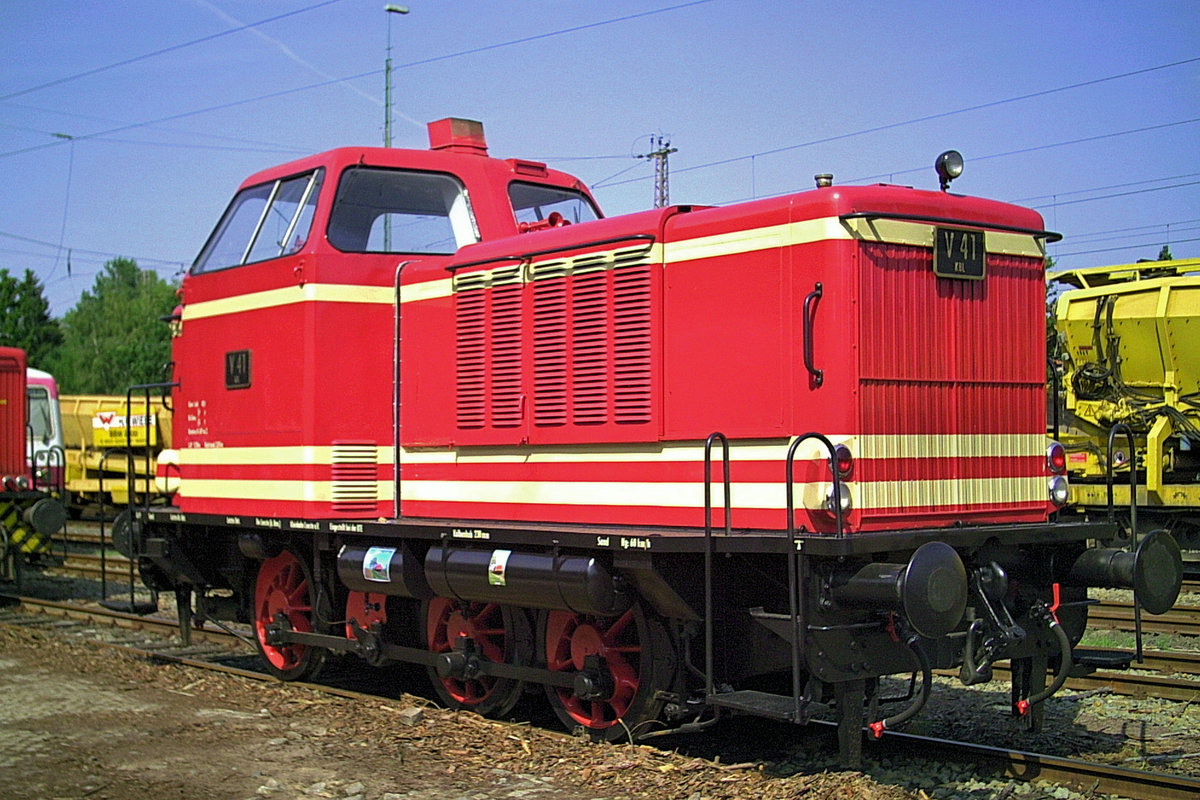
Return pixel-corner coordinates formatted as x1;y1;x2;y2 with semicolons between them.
0;0;349;102
1052;236;1200;259
0;230;182;270
49;137;75;283
687;120;1200;209
0;0;719;160
1031;180;1200;209
848;118;1200;184
1013;173;1200;204
595;57;1200;190
1066;218;1200;243
2;100;309;154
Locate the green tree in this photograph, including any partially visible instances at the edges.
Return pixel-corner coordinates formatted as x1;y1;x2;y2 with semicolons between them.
1157;244;1173;261
0;268;62;368
52;258;178;394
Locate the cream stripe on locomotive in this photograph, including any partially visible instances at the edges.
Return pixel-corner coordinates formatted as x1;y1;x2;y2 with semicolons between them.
182;478;395;503
178;445;395;466
431;218;1044;303
176;434;1048;510
178;217;1046;321
175;434;1045;467
179;475;1045;511
182;283;395;322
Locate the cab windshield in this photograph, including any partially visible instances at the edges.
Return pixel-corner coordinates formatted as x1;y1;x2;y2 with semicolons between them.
26;386;54;442
509;182;600;227
192;169;324;273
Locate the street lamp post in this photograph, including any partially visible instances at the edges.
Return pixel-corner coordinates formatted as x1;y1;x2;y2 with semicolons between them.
384;4;409;149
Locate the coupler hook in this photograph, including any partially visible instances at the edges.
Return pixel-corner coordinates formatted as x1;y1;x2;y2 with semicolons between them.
1014;600;1072;718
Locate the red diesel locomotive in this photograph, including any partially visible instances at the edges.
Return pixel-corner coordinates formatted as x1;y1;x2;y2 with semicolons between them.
122;119;1183;765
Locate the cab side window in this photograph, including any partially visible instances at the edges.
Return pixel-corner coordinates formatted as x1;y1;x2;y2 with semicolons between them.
327;167;478;255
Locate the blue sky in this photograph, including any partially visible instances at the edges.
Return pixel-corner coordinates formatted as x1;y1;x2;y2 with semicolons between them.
2;0;1197;316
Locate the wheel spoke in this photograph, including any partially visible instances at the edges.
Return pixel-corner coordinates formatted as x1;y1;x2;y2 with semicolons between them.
602;607;635;645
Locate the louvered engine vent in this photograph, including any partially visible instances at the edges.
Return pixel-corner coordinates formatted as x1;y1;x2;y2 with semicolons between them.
331;442;378;514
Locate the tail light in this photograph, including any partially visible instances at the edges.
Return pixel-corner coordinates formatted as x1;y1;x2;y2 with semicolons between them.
1046;442;1067;474
3;474;30;491
831;443;854;478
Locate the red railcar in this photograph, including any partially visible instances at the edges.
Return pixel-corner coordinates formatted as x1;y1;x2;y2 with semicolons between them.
0;348;27;482
0;348;67;579
127;120;1182;765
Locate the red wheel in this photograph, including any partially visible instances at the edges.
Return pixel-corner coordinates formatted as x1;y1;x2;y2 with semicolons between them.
541;603;670;740
253;549;327;681
424;596;529;717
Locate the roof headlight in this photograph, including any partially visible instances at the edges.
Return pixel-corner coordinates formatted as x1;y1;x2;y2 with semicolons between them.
935;150;964;191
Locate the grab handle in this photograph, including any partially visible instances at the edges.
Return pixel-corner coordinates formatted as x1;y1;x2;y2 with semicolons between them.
803;282;824;388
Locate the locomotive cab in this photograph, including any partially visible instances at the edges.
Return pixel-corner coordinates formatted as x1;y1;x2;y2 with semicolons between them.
174;121;599;519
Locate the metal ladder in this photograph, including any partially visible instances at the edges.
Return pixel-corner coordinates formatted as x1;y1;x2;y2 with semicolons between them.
701;432;846;723
98;382;175;616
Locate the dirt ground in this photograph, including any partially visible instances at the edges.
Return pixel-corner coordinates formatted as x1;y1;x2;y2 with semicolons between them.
0;625;913;800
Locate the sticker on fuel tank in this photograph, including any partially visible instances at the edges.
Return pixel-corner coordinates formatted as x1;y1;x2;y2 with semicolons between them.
363;547;396;582
488;549;512;586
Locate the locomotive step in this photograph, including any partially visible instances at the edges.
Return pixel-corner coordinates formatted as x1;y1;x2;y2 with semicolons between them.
706;689;819;722
1069;648;1134;677
747;608;800;641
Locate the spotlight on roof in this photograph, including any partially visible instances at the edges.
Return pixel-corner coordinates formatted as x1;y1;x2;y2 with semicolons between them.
935;150;964;192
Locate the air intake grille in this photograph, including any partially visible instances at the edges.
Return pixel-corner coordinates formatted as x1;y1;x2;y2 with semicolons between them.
454;265;524;429
331;442;378;514
455;243;655;440
856;241;1045;516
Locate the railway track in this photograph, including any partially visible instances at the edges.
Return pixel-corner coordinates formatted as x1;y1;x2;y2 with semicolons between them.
981;654;1200;703
1091;600;1200;638
3;593;1199;800
49;551;136;579
882;731;1200;800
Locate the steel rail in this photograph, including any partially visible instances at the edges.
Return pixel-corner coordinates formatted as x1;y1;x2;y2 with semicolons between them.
1091;601;1200;637
976;660;1200;702
882;730;1200;800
